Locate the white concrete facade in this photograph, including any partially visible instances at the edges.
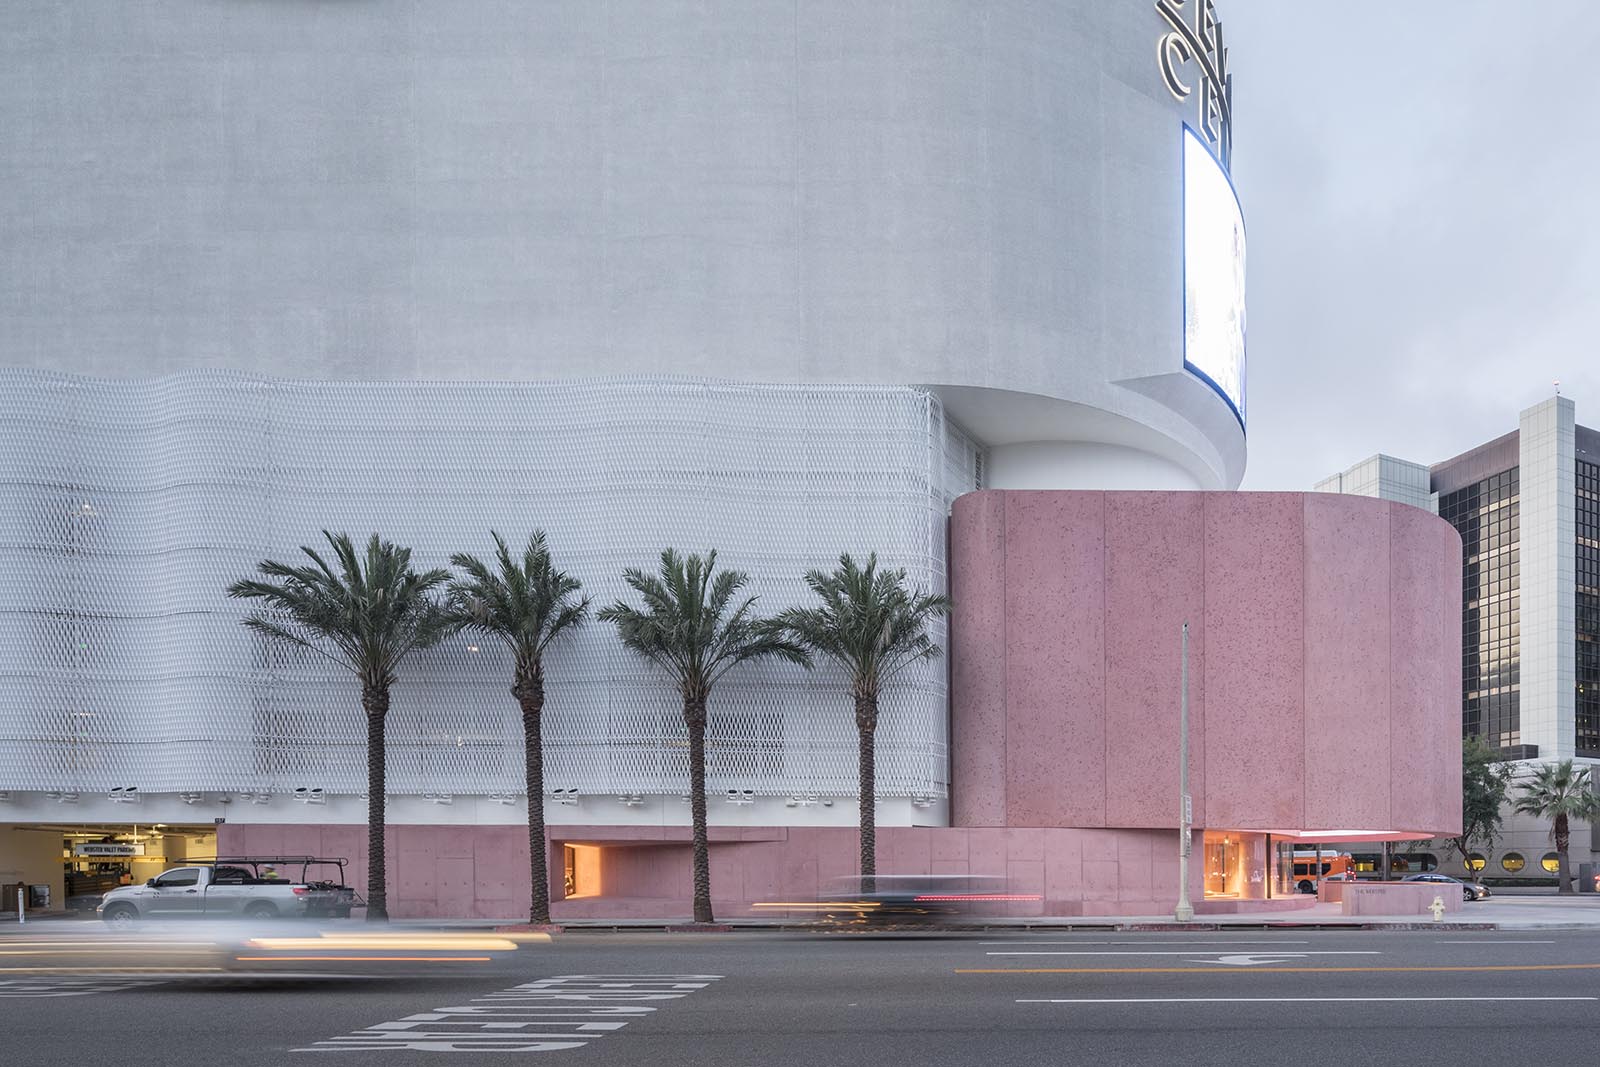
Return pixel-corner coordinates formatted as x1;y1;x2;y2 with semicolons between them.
0;0;1245;491
1518;397;1578;760
0;1;1248;845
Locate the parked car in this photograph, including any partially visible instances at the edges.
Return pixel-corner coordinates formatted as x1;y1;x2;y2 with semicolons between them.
1401;872;1491;901
98;856;355;924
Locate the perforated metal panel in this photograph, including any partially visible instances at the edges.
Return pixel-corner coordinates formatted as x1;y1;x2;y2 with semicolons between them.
0;371;976;800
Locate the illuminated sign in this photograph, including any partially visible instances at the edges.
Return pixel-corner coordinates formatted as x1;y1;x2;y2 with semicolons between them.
1157;0;1233;170
1183;128;1246;426
73;842;144;857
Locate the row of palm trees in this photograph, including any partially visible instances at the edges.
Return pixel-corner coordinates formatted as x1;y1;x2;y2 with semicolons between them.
227;531;948;924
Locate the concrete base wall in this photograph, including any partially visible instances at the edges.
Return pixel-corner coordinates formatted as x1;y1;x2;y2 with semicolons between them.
216;823;1319;919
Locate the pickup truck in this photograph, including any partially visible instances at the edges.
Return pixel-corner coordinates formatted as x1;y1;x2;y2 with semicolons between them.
98;856;356;924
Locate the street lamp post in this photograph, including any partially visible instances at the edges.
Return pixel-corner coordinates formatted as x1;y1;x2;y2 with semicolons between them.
1175;621;1195;923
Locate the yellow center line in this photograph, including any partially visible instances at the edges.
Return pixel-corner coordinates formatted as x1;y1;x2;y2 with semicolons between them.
959;963;1600;975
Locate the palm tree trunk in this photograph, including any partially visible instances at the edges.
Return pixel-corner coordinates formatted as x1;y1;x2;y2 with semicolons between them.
363;684;389;922
1556;813;1572;894
857;690;878;896
516;669;551;925
685;693;714;924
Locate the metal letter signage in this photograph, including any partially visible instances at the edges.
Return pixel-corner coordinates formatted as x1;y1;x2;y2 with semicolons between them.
1156;0;1233;170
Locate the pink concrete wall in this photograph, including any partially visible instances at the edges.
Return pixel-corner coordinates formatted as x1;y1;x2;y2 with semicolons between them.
950;490;1463;840
220;822;1233;920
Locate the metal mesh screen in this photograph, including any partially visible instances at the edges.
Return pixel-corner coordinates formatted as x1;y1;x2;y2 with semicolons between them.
0;371;976;799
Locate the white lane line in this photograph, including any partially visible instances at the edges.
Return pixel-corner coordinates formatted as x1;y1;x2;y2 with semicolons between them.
1020;997;1598;1004
979;940;1311;946
1436;940;1557;944
985;950;1379;956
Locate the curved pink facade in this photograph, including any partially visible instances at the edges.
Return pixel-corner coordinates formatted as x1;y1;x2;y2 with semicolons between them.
950;491;1463;840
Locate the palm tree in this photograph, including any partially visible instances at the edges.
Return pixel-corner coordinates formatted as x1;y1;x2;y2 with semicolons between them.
772;554;950;892
598;549;808;923
227;532;451;921
1512;760;1600;894
448;531;588;926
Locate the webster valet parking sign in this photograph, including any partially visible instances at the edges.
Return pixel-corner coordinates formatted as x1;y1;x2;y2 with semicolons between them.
73;843;144;857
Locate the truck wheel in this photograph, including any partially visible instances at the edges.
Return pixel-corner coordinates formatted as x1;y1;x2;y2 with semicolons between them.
244;902;279;920
102;903;138;926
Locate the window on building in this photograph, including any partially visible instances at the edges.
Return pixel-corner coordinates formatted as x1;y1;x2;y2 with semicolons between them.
1465;853;1487;872
1501;852;1526;873
1441;468;1522;753
1576;459;1600;756
1541;852;1562;874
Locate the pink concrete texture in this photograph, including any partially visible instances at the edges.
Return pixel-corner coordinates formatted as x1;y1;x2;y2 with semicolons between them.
949;490;1463;840
218;823;1225;920
1339;882;1463;916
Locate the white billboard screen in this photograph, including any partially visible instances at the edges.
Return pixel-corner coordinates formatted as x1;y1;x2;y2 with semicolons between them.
1183;128;1246;425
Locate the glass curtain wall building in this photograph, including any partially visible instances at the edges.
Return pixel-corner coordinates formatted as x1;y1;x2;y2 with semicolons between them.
1317;395;1600;882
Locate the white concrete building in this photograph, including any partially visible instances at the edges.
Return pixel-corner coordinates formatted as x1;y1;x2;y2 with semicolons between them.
0;0;1251;906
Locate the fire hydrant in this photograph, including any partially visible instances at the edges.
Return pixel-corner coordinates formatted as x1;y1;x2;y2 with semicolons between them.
1429;895;1446;922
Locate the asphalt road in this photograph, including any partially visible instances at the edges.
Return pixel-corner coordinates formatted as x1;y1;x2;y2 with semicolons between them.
4;927;1599;1065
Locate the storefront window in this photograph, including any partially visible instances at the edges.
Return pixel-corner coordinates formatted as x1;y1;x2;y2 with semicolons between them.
1501;852;1526;872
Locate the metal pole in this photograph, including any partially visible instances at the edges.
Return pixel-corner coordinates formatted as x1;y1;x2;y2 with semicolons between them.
1175;621;1195;923
17;886;24;925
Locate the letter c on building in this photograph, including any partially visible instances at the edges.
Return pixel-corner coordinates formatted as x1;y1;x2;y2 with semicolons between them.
1158;31;1194;100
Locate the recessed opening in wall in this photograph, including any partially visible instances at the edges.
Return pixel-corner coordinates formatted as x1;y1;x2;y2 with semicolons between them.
563;844;602;899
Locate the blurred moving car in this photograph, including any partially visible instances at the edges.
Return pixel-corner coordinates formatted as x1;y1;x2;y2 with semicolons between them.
1402;872;1491;901
754;874;1041;925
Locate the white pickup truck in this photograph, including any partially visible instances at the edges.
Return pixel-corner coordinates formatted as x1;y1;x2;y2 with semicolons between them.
98;856;356;924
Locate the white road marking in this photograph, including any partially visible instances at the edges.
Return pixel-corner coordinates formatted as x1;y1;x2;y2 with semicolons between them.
1020;997;1598;1004
979;940;1311;946
0;976;161;998
984;951;1378;956
1436;940;1557;944
294;974;721;1053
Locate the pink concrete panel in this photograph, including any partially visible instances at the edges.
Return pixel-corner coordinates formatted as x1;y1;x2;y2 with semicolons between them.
929;828;968;866
1042;831;1083;904
1002;491;1106;827
1303;494;1392;831
1114;832;1153;895
1341;883;1463;915
1003;828;1045;862
1103;492;1206;828
949;491;1009;826
1389;505;1465;836
967;830;1006;880
1201;493;1306;830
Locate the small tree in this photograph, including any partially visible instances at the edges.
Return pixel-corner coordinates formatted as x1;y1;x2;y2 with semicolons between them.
228;532;451;921
598;549;808;923
1513;759;1600;894
1447;735;1513;873
771;553;950;892
449;531;588;926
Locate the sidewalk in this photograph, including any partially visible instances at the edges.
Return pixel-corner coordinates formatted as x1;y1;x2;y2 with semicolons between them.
405;896;1600;932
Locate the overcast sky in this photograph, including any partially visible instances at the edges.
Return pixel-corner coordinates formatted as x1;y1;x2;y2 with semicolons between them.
1220;1;1598;488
